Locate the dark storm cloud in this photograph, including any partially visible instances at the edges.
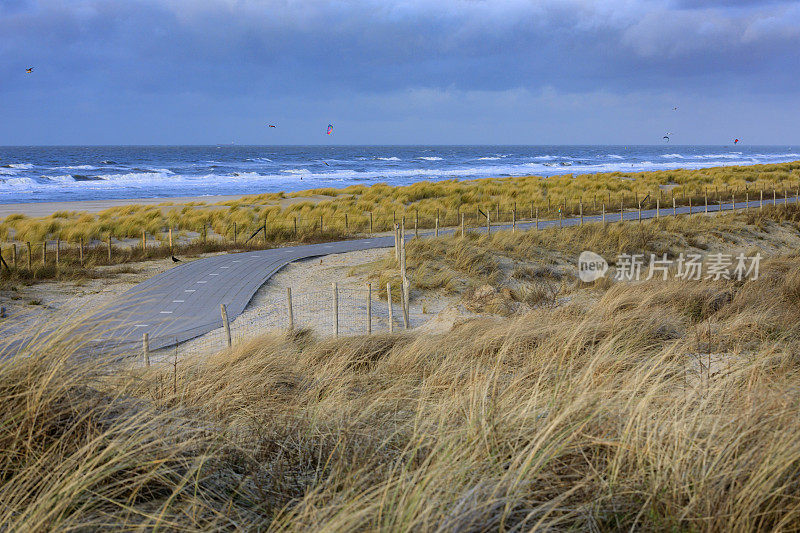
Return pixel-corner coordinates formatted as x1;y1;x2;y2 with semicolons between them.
1;0;799;144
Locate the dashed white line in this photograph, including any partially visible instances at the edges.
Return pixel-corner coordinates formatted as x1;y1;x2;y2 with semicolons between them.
220;266;230;269
133;324;149;328
159;311;173;314
172;300;185;303
209;273;219;276
197;281;207;284
232;260;242;263
184;289;196;293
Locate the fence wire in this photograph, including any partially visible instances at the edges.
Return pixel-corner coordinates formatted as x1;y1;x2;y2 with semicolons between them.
165;285;412;359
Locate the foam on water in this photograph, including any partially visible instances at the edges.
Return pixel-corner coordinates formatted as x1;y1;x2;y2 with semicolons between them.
1;145;798;203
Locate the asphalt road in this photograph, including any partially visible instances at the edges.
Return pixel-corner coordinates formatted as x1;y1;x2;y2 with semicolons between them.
2;196;795;356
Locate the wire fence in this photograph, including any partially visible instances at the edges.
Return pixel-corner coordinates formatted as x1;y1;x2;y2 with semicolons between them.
160;284;421;359
3;185;800;275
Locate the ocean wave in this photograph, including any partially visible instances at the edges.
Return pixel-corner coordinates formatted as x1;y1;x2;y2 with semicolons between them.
377;157;401;161
246;157;273;162
692;153;743;159
661;154;685;159
58;165;98;170
477;157;502;160
2;163;33;169
280;168;311;174
418;156;443;161
606;154;625;159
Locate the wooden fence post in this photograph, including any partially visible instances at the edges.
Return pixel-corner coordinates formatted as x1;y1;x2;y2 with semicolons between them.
602;204;606;226
169;227;173;250
56;239;61;265
79;237;84;266
12;244;17;269
332;282;339;337
26;242;31;269
535;207;539;230
320;215;324;233
42;241;46;265
579;202;583;225
415;210;419;239
370;212;374;234
435;214;439;237
688;197;692;215
387;283;394;333
773;189;777;205
142;230;147;251
286;287;294;331
620;199;623;222
486;211;491;234
461;213;465;237
732;193;735;211
512;208;516;232
401;277;409;330
656;198;660;219
107;235;112;262
367;283;372;334
746;192;749;210
220;304;232;347
672;198;676;217
143;333;150;367
705;194;708;213
760;190;764;209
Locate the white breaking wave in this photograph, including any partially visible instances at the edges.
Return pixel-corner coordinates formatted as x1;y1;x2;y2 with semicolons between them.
5;163;33;169
418;156;443;161
477;157;502;160
661;154;685;159
377;157;401;161
58;165;98;170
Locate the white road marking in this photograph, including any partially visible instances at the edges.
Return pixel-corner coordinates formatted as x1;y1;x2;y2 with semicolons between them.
184;289;196;293
133;324;149;328
232;260;242;262
220;266;230;269
209;273;219;276
159;311;173;314
197;281;207;284
172;300;185;303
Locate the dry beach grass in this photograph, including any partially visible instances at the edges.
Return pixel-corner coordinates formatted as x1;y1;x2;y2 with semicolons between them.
3;204;800;529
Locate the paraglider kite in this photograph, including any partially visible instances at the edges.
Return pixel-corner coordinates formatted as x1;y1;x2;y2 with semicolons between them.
327;124;333;135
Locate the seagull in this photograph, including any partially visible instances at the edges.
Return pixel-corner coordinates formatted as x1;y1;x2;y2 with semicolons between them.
25;67;33;74
171;255;181;263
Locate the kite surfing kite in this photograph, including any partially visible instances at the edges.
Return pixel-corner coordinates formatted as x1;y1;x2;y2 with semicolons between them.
662;135;670;143
267;124;276;128
327;124;333;135
25;67;33;74
733;138;740;144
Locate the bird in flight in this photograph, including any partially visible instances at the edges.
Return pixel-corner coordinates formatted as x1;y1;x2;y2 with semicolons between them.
25;67;34;74
672;106;678;111
267;124;276;128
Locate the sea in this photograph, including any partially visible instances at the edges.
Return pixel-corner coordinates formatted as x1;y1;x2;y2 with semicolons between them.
0;145;798;204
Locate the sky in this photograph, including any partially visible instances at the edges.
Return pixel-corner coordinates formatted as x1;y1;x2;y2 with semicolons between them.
1;0;799;145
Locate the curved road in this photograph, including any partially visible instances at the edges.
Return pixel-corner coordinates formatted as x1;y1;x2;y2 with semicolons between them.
2;197;794;355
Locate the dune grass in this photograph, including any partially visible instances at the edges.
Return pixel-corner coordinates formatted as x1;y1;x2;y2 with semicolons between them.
3;205;800;529
4;254;800;529
2;161;799;246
